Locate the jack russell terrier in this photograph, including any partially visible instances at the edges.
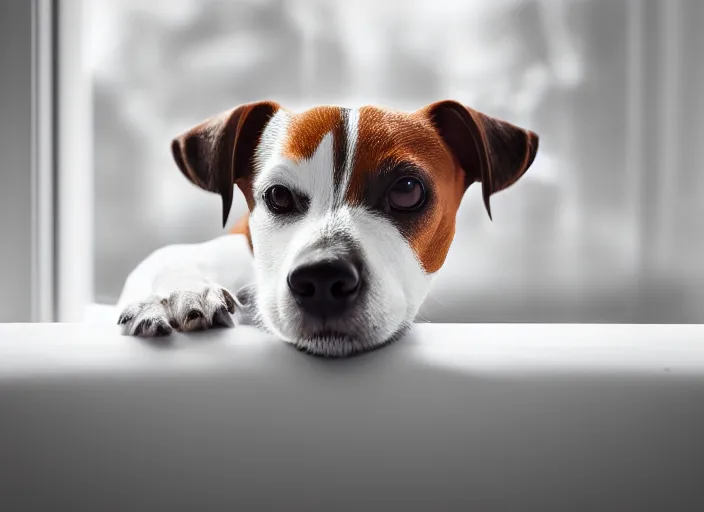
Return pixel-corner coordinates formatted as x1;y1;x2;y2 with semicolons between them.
117;100;539;357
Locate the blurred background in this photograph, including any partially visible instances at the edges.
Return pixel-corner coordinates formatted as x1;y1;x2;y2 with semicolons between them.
1;0;703;323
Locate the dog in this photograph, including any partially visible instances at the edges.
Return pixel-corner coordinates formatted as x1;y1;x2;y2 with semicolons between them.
116;100;539;357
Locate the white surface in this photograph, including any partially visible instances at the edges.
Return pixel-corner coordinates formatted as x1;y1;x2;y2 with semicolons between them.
1;323;704;511
3;322;704;378
82;302;119;325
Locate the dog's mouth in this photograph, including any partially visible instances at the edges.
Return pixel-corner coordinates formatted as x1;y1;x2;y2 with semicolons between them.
243;284;410;357
290;323;411;358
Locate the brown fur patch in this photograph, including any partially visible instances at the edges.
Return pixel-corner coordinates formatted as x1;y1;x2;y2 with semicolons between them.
345;106;465;274
230;213;253;253
281;106;342;162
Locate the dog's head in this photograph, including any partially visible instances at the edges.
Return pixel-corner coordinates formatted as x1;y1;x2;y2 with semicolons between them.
171;101;538;356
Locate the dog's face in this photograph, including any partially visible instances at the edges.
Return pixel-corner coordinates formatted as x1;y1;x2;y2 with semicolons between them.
171;101;538;356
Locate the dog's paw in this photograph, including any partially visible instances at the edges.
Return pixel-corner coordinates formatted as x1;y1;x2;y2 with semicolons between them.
118;286;237;337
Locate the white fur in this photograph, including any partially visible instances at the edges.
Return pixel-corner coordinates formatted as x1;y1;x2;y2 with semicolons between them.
116;235;254;336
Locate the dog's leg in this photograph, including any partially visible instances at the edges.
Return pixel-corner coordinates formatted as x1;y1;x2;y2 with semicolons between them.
116;234;255;337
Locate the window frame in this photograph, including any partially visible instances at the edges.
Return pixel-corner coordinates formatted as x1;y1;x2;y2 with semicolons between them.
33;0;94;322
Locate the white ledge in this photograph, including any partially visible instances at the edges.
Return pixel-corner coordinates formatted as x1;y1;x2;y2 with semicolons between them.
1;323;704;511
2;323;704;378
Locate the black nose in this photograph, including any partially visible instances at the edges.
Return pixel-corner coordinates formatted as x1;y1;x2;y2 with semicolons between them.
287;257;362;318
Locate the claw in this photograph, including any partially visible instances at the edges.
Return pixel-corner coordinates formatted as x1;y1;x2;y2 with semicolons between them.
117;312;133;325
212;305;235;328
154;322;173;336
135;318;154;336
221;288;237;314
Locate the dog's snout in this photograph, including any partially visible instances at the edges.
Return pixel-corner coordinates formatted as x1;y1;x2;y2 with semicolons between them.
287;257;362;318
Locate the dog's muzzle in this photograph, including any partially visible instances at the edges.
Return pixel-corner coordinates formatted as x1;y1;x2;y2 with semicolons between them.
287;250;363;319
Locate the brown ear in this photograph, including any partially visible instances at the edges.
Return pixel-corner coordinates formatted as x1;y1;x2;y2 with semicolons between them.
423;100;539;220
171;101;280;227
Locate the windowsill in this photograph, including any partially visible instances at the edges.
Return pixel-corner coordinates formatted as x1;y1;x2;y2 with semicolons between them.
2;321;704;379
2;322;703;510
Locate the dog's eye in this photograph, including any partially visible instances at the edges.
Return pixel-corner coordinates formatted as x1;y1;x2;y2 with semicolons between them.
264;185;296;214
388;177;426;211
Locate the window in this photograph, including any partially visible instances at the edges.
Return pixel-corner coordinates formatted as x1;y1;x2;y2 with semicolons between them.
57;0;704;322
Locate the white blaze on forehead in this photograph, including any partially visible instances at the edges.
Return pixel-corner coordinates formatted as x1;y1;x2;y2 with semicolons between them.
335;108;360;204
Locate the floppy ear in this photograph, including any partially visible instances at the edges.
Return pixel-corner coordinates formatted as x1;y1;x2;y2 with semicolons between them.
423;100;539;220
171;101;280;227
